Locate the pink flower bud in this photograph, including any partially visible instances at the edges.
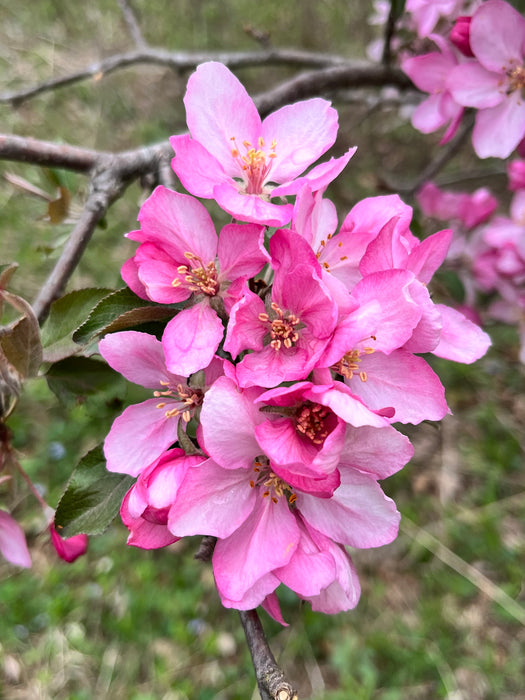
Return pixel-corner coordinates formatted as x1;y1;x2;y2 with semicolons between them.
450;16;473;57
50;523;88;563
507;160;525;191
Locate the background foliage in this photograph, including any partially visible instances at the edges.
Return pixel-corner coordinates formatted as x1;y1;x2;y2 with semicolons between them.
1;1;524;698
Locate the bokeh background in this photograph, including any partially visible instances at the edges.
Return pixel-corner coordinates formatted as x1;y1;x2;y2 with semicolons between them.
1;1;524;698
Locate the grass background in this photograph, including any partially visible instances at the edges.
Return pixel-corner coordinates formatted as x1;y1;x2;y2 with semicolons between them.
1;1;524;698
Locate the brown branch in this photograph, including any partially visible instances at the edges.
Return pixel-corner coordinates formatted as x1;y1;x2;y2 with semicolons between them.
0;48;350;107
381;0;399;66
0;135;104;172
240;609;298;700
404;111;476;196
253;63;412;117
116;0;147;49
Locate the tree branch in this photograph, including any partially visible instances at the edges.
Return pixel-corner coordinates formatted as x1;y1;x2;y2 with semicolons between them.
0;52;408;107
253;63;412;116
116;0;147;49
240;609;298;700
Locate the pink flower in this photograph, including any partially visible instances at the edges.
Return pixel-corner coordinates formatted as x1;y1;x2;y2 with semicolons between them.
447;0;525;158
0;509;31;567
49;523;88;563
166;376;406;613
170;62;355;226
406;0;464;37
224;228;338;388
417;182;497;229
402;35;465;144
121;449;204;549
121;186;268;376
507;159;525;191
99;330;223;476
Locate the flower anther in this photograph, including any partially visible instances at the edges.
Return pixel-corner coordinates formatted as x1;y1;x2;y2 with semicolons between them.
154;380;204;422
258;302;301;351
505;62;525;98
295;402;331;445
172;251;219;296
230;136;277;196
250;457;297;505
333;345;375;381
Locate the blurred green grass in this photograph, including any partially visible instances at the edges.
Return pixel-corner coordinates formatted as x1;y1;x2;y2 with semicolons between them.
1;1;525;698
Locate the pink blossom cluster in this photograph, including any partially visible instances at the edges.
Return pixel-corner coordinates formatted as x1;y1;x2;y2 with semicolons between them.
417;174;525;362
100;62;490;620
402;0;525;158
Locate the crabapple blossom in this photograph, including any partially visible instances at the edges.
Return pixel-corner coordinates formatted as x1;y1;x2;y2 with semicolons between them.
417;181;497;230
121;185;268;376
405;0;464;38
170;61;355;226
224;228;338;388
447;0;525;158
99;330;223;476
402;34;465;144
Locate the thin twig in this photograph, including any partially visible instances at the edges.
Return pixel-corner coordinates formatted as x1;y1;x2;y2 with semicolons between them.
404;112;476;196
116;0;147;49
0;53;410;109
381;0;398;66
253;63;412;116
32;165;127;323
0;49;351;106
239;609;298;700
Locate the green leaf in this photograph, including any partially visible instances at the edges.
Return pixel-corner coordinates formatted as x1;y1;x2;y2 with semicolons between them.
55;444;134;536
41;288;113;363
45;356;121;403
73;287;181;345
0;288;42;378
391;0;406;21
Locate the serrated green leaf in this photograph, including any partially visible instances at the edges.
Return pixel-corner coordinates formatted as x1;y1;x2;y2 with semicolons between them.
41;287;113;363
45;356;121;403
55;444;134;536
73;287;181;345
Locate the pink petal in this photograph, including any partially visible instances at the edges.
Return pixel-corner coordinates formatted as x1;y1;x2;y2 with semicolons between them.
261;98;338;182
170;134;232;198
213;495;300;604
272;148;356;197
339;425;414;480
0;510;31;567
168;461;256;539
183;62;261;173
213;182;293;226
49;523;88;563
121;491;180;550
447;63;504;109
104;398;179;476
138;186;218;263
405;228;453;283
121;257;149;300
199;376;265;470
470;0;525;72
296;469;400;548
472;98;525;159
217;223;269;281
432;304;491;363
347;350;449;424
99;331;177;389
162;304;224;376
